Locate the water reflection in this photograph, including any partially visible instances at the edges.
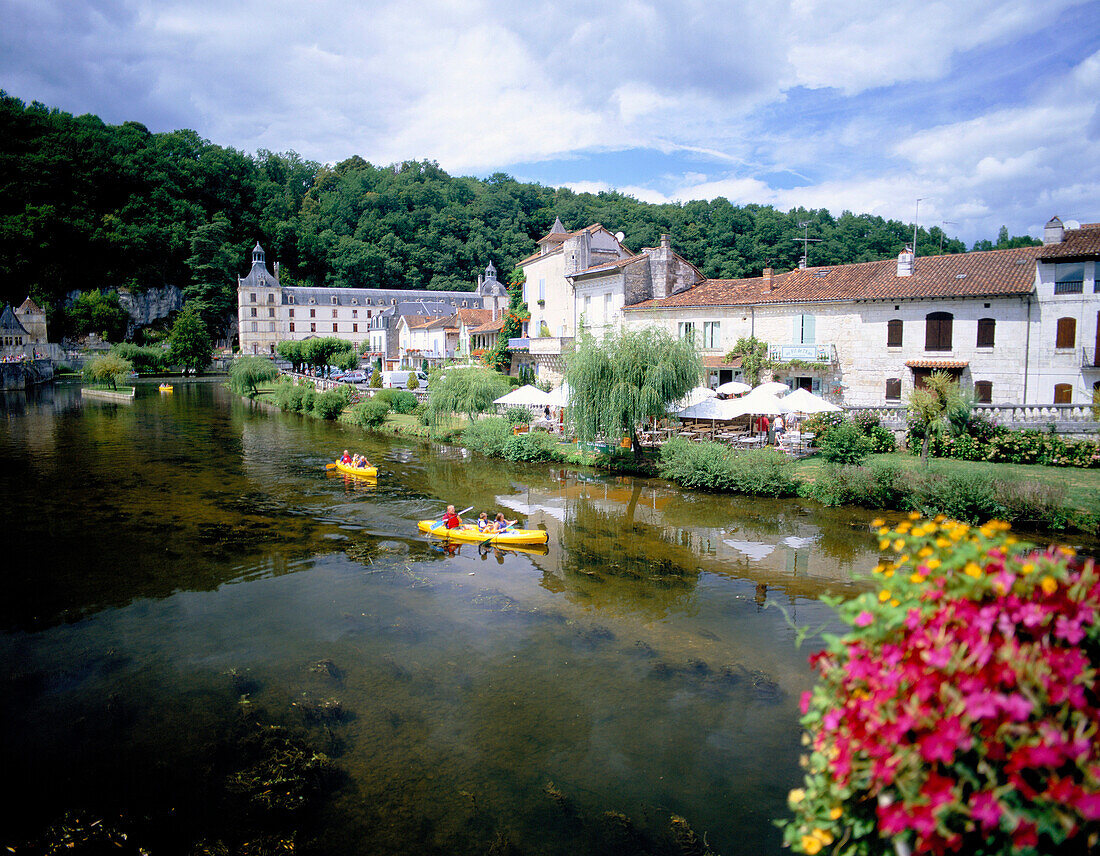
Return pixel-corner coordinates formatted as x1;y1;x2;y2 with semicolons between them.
3;383;877;855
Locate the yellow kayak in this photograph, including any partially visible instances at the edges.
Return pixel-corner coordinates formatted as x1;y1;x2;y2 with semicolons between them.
333;460;378;478
418;519;548;546
159;384;173;392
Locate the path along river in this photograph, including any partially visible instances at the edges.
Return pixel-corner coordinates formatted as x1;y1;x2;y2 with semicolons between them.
1;381;886;855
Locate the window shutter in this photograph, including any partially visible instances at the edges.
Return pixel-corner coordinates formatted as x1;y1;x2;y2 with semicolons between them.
811;377;821;393
803;314;815;345
887;319;903;347
1056;317;1076;349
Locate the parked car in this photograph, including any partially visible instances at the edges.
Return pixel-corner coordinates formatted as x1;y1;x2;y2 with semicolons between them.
340;371;367;384
382;370;428;388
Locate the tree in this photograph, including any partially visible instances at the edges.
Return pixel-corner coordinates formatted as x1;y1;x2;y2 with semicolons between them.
83;353;132;389
276;339;306;373
565;327;702;455
907;371;966;464
301;337;355;376
426;366;511;427
65;290;130;342
333;348;359;372
723;336;772;386
406;371;420;390
369;368;382;388
228;355;279;397
169;304;213;375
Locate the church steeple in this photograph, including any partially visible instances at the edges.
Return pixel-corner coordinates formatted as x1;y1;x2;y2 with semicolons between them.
252;242;265;266
484;260;497;282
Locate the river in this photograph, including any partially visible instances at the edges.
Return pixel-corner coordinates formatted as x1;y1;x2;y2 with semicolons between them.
0;381;882;855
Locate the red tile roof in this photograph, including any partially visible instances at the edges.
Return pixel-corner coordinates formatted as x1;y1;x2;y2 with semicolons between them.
1037;223;1100;259
906;359;969;369
626;246;1041;310
456;307;493;327
470;317;504;333
702;354;741;368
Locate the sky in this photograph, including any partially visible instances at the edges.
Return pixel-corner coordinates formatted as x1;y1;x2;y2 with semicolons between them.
2;0;1099;246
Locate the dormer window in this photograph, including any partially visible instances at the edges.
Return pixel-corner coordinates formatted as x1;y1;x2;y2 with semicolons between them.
308;298;316;305
288;295;294;304
331;296;338;305
351;298;358;305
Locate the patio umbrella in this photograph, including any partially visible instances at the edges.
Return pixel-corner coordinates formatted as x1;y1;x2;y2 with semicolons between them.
730;389;792;417
716;380;751;396
545;382;571;408
494;384;551;406
752;381;790;395
676;396;743;421
672;385;717;411
782;387;841;414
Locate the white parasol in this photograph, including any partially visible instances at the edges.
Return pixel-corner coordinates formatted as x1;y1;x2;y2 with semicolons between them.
782;387;841;414
752;381;791;395
716;380;751;396
494;384;552;406
545;382;571;408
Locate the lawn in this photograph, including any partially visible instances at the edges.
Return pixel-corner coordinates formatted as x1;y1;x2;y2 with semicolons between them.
793;452;1100;516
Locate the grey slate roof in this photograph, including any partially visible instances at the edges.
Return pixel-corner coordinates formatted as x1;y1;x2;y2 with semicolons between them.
0;304;30;334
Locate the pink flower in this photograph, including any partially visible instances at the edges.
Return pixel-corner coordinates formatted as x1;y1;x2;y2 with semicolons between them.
970;791;1002;831
854;610;874;627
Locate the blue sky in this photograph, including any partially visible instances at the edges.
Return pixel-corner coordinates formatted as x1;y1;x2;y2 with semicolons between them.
2;0;1098;245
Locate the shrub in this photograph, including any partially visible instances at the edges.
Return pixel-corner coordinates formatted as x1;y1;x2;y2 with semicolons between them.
909;468;1004;523
658;439;800;497
461;417;513;458
803;411;846;445
802;462;910;510
300;388;316;414
993;480;1074;531
275;383;306;412
372;389;397;409
505;406;532;425
82;354;132;389
502;431;559;462
352;400;390;427
863;424;897;454
389;390;418;414
369;368;382;388
819;422;872;465
412;402;429;425
985;429;1047;465
406;372;420;390
311;389;347;420
784;519;1100;856
228;356;279;397
110;342;168;373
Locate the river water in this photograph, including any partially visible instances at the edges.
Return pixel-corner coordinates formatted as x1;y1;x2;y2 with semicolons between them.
0;381;882;855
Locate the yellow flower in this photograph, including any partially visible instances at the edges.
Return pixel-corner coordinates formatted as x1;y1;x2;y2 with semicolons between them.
897;554;909;565
1041;576;1058;595
926;558;941;570
788;788;805;804
879;589;891;602
814;829;835;845
917;546;933;558
897;521;911;534
884;568;895;579
879;538;891;551
910;573;925;584
893;539;905;551
936;537;950;548
1020;562;1035;575
829;807;843;821
908;511;921;520
934;514;946;522
801;835;823;854
877;527;891;537
890;599;900;607
964;561;982;578
871;518;885;528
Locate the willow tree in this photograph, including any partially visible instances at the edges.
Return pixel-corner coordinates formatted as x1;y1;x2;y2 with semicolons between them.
565;328;702;455
426;366;511;429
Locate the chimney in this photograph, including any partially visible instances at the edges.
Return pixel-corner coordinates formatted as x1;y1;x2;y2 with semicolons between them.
763;266;773;292
274;261;280;277
478;274;483;289
1043;216;1065;245
897;247;914;277
798;256;806;270
660;233;671;250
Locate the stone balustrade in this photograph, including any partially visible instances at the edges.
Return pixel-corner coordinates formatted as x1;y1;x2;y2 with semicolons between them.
844;404;1098;435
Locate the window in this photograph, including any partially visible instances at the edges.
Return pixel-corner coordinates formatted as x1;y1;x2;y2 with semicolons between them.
887;319;903;347
250;307;257;317
289;309;295;318
1054;262;1084;294
310;323;316;333
352;323;358;333
976;318;995;348
268;307;275;318
974;381;992;403
678;321;695;341
251;321;257;332
268;322;275;332
352;309;358;318
289;322;295;332
605;294;613;321
308;297;316;304
250;293;257;303
538;279;545;301
351;298;358;305
925;312;953;351
310;309;316;318
331;296;338;305
288;295;294;304
794;314;815;345
1056;317;1076;349
703;321;720;349
885;378;901;401
1054;383;1072;404
332;324;338;332
267;293;274;303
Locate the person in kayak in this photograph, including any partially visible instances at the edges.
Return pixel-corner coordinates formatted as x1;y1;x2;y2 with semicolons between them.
442;505;462;529
491;512;517;533
340;450;352;464
355;455;372;469
476;512;491;532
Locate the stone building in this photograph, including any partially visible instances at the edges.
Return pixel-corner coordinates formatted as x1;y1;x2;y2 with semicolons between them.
236;243;508;363
0;304;31;350
15;297;48;344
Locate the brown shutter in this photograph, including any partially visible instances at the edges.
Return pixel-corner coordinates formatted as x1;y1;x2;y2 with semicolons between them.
1056;317;1076;349
885;378;901;400
1054;383;1072;404
974;381;992;403
925;313;953;351
887;319;903;347
976;318;995;348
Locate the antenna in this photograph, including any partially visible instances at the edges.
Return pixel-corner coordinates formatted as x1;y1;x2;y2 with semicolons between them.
939;220;958;253
793;221;823;268
913;198;924;259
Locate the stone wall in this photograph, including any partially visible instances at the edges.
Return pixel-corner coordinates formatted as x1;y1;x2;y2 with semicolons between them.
0;359;54;390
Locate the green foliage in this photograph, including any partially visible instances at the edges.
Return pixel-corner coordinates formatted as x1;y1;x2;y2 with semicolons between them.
168;304;213;374
110;342;168;373
369;368;382;388
461;417;513;458
566;327;701;453
850;412;897;453
406;371;421;390
801;462;909;509
352;399;390;427
904;418;1099;469
371;388;417;413
722;336;773;386
504;406;532;425
657;438;800;496
907;371;966;463
65;290;130;342
426;366;511;426
228;356;279;397
802;411;846;446
502;431;559;462
819;422;872;465
301;337;355;376
310;389;347;420
276;340;306;373
274;382;306;412
333;348;360;372
82;353;132;389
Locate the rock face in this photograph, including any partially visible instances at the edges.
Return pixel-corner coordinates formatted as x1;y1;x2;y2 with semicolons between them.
117;286;184;335
0;360;54;390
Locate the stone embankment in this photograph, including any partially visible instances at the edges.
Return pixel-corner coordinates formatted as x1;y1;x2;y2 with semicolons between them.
0;360;54;391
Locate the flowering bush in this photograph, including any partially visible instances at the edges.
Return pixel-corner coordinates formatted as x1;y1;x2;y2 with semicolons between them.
783;515;1100;855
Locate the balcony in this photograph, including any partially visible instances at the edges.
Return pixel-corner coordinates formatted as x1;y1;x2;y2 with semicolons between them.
768;344;837;364
528;336;575;356
508;337;530;350
1083;348;1100;369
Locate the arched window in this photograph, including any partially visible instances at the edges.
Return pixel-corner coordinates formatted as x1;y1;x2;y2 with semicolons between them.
925;312;953;350
1054;383;1072;403
974;381;992;403
885;378;901;401
976;318;995;348
887;319;903;347
1056;317;1076;349
331;296;338;305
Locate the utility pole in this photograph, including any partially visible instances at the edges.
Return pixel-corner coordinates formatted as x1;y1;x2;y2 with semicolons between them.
939;220;957;253
794;221;823;268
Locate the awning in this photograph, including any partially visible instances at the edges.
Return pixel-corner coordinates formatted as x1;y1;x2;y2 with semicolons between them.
905;360;969;369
